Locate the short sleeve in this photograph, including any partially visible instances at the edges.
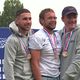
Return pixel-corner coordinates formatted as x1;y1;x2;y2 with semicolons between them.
29;34;43;49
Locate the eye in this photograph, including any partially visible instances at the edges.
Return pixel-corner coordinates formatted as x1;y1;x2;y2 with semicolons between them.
48;17;57;20
29;17;31;20
23;17;31;20
53;17;57;19
23;17;28;20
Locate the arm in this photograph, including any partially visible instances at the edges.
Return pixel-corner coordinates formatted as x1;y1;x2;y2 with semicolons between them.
4;37;17;80
29;33;43;80
62;61;80;80
30;49;42;80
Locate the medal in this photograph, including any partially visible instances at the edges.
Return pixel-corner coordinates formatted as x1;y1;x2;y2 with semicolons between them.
62;30;73;58
27;54;31;59
62;51;68;57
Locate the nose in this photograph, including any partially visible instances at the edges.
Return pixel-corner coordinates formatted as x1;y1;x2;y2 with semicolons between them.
26;18;32;23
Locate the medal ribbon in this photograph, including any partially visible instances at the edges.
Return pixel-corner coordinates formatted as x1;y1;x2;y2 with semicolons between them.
43;29;58;58
19;38;29;56
63;30;73;51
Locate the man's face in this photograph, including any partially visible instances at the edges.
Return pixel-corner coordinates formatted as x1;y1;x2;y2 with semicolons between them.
16;12;32;32
62;13;77;31
42;12;57;30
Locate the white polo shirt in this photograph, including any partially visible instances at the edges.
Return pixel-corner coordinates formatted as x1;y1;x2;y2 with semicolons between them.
29;29;62;77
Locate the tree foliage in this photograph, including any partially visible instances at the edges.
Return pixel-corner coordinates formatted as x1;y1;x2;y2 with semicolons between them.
0;0;23;27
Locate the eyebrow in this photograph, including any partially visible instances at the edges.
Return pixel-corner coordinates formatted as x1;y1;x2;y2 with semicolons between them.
23;17;31;20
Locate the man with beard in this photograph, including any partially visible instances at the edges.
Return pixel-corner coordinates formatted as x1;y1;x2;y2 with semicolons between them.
29;8;62;80
59;6;80;80
4;9;33;80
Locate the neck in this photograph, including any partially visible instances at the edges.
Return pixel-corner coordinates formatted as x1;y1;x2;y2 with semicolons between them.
65;27;73;33
19;28;28;36
44;28;53;34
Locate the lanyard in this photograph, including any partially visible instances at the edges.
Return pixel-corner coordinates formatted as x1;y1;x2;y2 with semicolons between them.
63;29;73;51
43;29;58;57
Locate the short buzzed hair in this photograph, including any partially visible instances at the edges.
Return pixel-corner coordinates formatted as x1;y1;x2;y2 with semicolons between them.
16;9;31;17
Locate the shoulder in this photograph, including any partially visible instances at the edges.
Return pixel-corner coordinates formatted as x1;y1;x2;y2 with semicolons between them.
73;25;80;35
31;29;46;38
29;29;48;44
6;34;19;45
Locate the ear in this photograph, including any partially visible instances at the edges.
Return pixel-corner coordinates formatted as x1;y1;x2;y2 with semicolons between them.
39;18;44;25
61;16;64;22
15;17;20;25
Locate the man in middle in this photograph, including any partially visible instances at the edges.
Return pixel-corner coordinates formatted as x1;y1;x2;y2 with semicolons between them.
29;8;62;80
